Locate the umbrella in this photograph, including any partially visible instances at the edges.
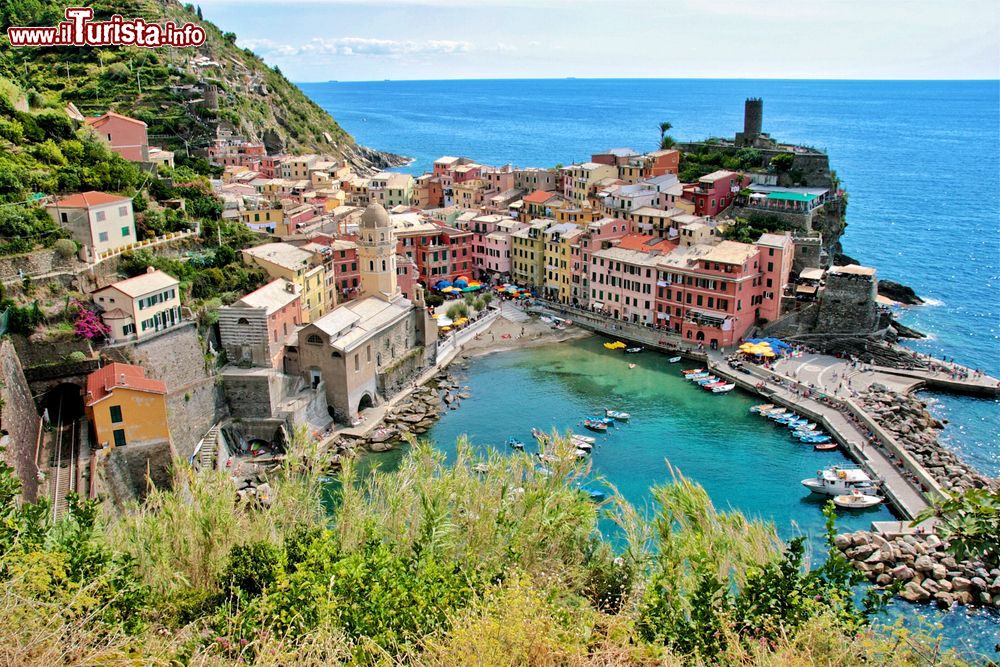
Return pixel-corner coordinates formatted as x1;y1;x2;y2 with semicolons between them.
455;275;470;283
454;279;469;288
435;280;452;289
453;317;469;326
437;317;454;328
761;350;776;358
441;286;457;293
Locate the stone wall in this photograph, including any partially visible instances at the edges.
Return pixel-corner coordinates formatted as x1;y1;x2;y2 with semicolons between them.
167;380;226;462
102;440;173;505
791;235;824;274
0;339;41;501
222;368;282;419
0;249;86;284
762;303;819;339
815;270;879;335
377;345;426;398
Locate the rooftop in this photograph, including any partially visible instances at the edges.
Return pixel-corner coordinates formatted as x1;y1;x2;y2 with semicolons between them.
699;240;758;266
99;269;178;298
243;242;316;271
49;191;131;209
310;296;413;352
86;362;166;406
699;169;739;183
757;232;792;248
237;279;300;314
831;264;877;277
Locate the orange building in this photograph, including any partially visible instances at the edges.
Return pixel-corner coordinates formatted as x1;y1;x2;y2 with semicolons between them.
84;363;170;449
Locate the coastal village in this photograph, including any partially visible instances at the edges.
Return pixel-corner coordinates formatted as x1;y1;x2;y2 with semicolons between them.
0;88;997;617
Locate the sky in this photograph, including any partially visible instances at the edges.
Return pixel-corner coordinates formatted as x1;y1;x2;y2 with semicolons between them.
195;0;1000;82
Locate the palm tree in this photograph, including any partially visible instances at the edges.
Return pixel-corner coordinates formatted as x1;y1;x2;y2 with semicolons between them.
659;121;673;142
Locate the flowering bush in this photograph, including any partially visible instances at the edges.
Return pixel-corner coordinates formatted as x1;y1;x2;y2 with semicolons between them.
72;300;110;340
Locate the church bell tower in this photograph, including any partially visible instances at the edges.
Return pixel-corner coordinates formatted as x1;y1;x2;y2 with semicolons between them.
357;203;400;302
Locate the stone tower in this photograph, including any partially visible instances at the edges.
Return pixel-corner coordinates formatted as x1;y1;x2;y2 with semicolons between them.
357;203;400;302
744;98;763;141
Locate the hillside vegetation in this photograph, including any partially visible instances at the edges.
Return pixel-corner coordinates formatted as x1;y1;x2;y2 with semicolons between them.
0;0;400;171
0;431;971;666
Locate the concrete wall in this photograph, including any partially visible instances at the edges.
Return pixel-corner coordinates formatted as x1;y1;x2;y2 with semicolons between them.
0;340;41;501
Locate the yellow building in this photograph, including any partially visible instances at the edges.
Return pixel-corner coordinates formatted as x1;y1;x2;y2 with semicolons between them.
562;162;617;203
242;242;327;322
511;219;553;288
542;223;582;302
93;268;183;342
85;363;169;449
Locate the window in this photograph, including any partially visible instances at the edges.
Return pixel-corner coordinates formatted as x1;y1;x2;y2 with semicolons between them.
60;212;68;223
767;262;774;272
306;334;323;345
121;226;130;237
119;206;128;217
109;405;123;423
94;210;106;222
354;354;360;372
98;232;109;243
112;429;127;447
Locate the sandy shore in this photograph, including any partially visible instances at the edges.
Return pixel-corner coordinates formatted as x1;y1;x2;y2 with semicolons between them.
460;312;591;357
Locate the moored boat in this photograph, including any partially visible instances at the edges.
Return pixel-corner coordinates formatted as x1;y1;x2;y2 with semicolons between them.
681;368;705;375
814;442;838;451
506;436;525;450
801;465;879;497
668;356;682;363
570;433;596;445
625;346;643;354
572;440;593;451
711;383;736;393
583;419;608;433
750;403;775;413
605;409;631;421
832;490;883;509
687;372;711;381
531;427;548;442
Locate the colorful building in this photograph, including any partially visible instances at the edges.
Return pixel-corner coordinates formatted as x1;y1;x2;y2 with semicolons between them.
542;223;583;303
46;191;136;261
93;268;182;342
684;170;749;217
218;279;302;368
562;162;618;203
511;219;553;289
589;234;674;323
242;243;327;322
84;362;169;449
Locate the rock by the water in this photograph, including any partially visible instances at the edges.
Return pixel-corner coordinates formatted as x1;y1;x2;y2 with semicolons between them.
878;279;924;305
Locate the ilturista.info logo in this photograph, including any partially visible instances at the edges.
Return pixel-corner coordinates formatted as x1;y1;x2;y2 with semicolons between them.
7;7;206;48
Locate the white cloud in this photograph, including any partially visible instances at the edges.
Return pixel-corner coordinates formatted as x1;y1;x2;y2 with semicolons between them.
240;36;516;59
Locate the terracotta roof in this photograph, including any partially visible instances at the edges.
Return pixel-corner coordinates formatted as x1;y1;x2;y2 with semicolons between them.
50;191;131;208
617;233;675;252
84;111;147;128
85;362;166;406
97;269;178;298
523;190;558;205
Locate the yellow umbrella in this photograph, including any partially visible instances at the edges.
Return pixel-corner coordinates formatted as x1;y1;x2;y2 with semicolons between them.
761;350;776;358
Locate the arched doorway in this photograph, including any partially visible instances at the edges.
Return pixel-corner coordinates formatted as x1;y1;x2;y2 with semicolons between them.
357;392;374;413
695;331;705;342
40;383;84;469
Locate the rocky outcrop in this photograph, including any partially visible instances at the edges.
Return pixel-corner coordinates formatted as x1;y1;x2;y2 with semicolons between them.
859;386;995;493
836;530;1000;609
878;280;924;306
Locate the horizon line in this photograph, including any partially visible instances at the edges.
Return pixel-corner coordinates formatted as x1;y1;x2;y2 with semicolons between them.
293;75;999;84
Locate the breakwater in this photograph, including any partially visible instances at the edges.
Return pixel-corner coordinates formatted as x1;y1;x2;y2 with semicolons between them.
835;530;1000;609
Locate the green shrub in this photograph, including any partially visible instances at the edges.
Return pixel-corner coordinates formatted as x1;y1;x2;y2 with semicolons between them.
53;238;76;258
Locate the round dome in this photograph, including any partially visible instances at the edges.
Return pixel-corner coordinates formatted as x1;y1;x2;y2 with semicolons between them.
360;203;390;229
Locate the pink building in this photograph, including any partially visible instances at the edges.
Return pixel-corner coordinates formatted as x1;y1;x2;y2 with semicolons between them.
84;112;149;162
219;279;302;369
589;234;674;323
572;218;631;307
755;233;794;323
396;254;419;299
683;170;749;217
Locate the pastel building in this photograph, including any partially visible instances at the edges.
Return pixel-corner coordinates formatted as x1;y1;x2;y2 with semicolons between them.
562;162;618;203
573;218;631;306
85;112;172;166
84;362;170;450
511;219;554;289
93;268;182;342
46;191;136;261
242;243;327;322
684;170;749;217
542;223;583;303
369;172;415;209
218;279;302;368
589;234;674;323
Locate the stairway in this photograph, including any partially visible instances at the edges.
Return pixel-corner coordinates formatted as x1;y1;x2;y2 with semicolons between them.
500;301;530;323
195;424;220;471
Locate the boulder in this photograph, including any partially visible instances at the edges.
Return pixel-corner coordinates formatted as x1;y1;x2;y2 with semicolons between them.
369;441;394;453
876;573;894;586
914;555;934;573
934;592;954;609
891;565;915;581
931;563;948;580
971;576;988;592
951;576;972;592
921;578;941;594
834;534;852;550
901;581;930;603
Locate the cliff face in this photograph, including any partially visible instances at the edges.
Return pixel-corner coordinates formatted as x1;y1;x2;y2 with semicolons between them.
0;0;404;173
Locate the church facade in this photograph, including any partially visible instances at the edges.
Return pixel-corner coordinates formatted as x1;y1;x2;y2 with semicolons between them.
289;203;437;424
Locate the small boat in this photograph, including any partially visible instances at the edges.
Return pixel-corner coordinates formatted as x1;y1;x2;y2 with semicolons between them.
580;486;606;502
531;427;548;442
572;440;593;451
625;346;643;354
571;433;596;445
605;409;631;421
506;436;525;450
628;363;636;369
799;434;832;444
814;442;838;451
682;368;705;375
761;407;787;416
802;465;879;497
750;403;774;414
771;411;797;421
668;356;682;363
583;419;608;433
537;453;559;464
603;340;626;350
587;416;614;425
574;449;589;459
687;372;710;381
711;383;736;393
696;377;720;386
832;490;883;509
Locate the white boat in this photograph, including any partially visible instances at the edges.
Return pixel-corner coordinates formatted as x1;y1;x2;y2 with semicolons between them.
668;356;682;363
574;449;589;459
833;490;883;509
606;409;631;421
572;440;593;451
570;433;596;445
712;383;736;393
750;403;774;414
802;465;879;497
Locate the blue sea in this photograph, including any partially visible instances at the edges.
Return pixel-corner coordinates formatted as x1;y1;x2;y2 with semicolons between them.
302;79;1000;657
